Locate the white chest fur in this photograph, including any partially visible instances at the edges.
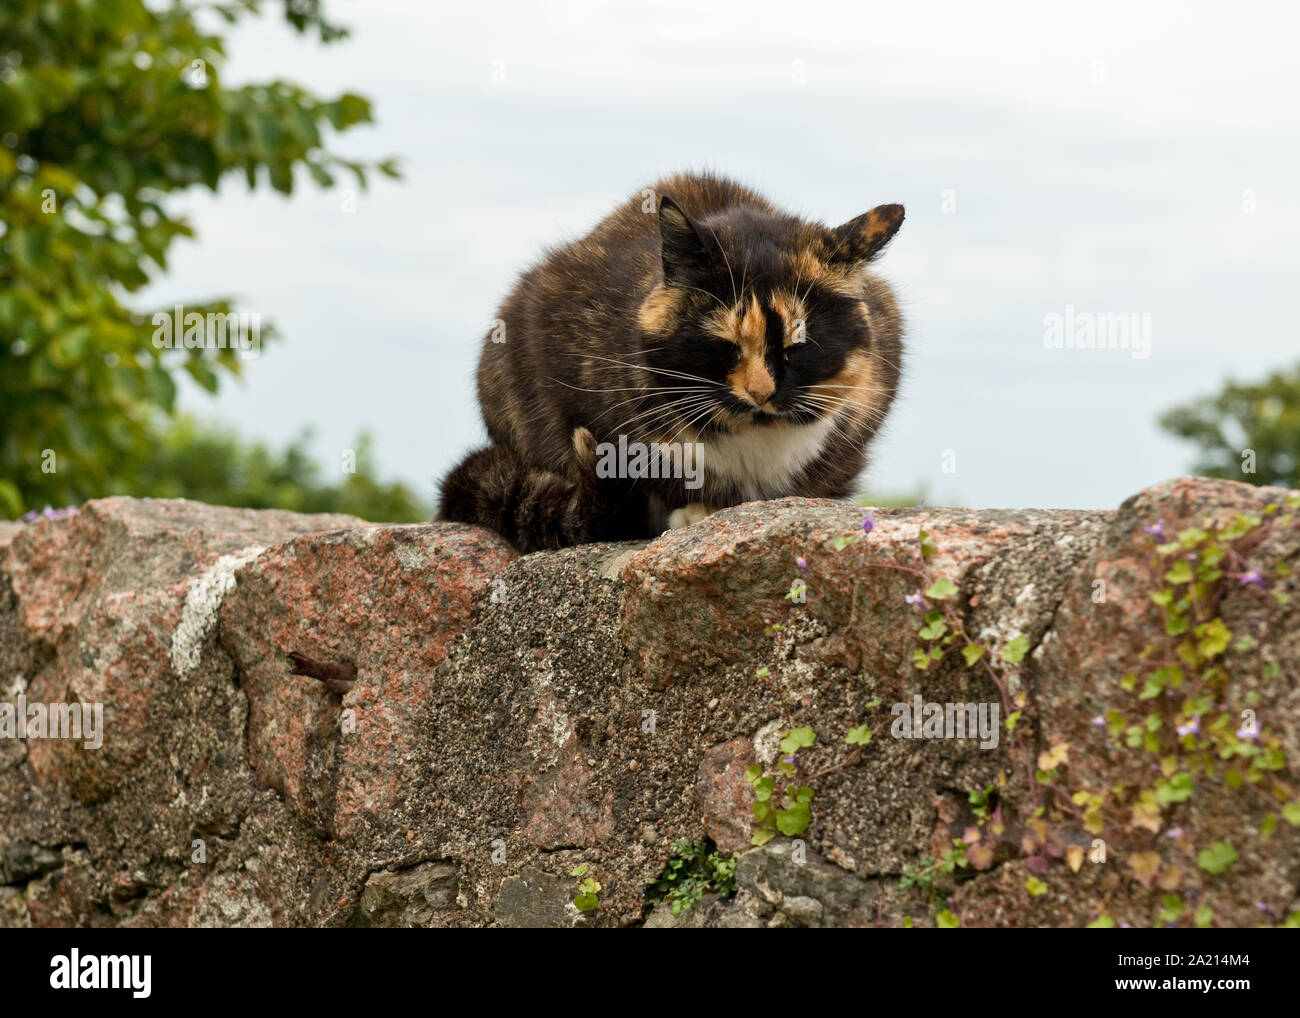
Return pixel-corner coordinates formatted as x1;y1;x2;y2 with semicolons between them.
699;415;837;501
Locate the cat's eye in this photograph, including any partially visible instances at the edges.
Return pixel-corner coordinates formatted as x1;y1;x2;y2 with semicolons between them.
709;338;741;364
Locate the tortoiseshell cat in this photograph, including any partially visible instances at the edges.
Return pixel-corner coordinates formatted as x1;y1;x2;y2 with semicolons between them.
438;172;904;552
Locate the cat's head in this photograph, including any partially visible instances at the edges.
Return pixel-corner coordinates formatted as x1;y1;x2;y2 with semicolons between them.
637;195;904;435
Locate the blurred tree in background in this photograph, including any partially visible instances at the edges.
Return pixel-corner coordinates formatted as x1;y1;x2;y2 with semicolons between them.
1160;362;1300;488
0;0;417;521
126;417;424;521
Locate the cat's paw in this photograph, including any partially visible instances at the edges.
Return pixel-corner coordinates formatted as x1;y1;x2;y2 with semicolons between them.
666;503;714;530
569;426;599;495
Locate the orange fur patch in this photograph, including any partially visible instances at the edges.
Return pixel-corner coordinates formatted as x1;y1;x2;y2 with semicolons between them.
807;351;883;424
768;289;809;347
707;294;777;404
706;294;766;358
637;285;682;334
784;247;860;300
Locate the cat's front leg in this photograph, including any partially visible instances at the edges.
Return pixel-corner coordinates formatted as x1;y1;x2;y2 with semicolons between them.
666;502;719;530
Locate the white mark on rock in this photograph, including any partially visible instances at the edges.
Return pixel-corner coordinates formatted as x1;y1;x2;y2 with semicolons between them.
171;545;266;678
394;541;429;570
347;529;378;550
753;719;784;766
977;582;1037;651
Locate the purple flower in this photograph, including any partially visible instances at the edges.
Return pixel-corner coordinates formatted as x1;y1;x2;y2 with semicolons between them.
861;513;875;535
1176;718;1200;738
22;504;77;523
1142;518;1166;539
1236;722;1259;741
1238;568;1266;590
1090;715;1105;728
905;589;925;607
782;754;796;766
915;499;926;509
24;506;72;522
795;555;808;572
1163;827;1184;839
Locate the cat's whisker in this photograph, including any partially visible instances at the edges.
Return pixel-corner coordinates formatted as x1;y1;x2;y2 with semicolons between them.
676;284;730;311
608;393;719;436
704;223;738;305
588;388;716;427
610;395;715;435
545;377;711;396
795;391;889;425
807;385;893;396
791;401;862;447
665;399;720;448
798;389;885;413
584;353;724;387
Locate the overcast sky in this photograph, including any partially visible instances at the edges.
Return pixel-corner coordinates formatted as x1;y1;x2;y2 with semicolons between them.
142;0;1300;513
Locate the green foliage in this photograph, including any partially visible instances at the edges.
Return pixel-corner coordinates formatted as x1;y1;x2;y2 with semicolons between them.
0;0;397;517
1196;840;1239;876
1159;362;1300;488
924;577;958;600
845;723;873;746
645;839;737;916
811;492;1300;927
118;416;426;522
571;863;600;912
747;727;817;845
855;489;929;509
899;845;969;893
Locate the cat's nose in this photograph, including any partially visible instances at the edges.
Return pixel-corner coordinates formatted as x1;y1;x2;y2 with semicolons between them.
742;362;776;405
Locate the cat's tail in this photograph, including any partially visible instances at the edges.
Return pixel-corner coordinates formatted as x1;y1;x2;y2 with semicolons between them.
436;428;604;552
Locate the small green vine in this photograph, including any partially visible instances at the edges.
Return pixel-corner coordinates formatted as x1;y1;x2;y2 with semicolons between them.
746;725;816;845
571;864;600;912
754;495;1300;928
645;838;737;916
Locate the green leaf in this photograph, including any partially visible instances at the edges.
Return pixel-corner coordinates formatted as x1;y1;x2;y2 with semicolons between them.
779;726;815;753
845;724;873;746
924;577;958;600
1196;840;1239;876
918;618;948;640
775;801;811;836
1001;634;1030;664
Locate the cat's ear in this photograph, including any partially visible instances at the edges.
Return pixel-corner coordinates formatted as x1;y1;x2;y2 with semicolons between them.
658;196;712;284
828;204;904;264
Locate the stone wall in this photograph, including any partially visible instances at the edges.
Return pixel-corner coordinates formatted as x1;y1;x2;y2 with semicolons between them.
1;478;1297;927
